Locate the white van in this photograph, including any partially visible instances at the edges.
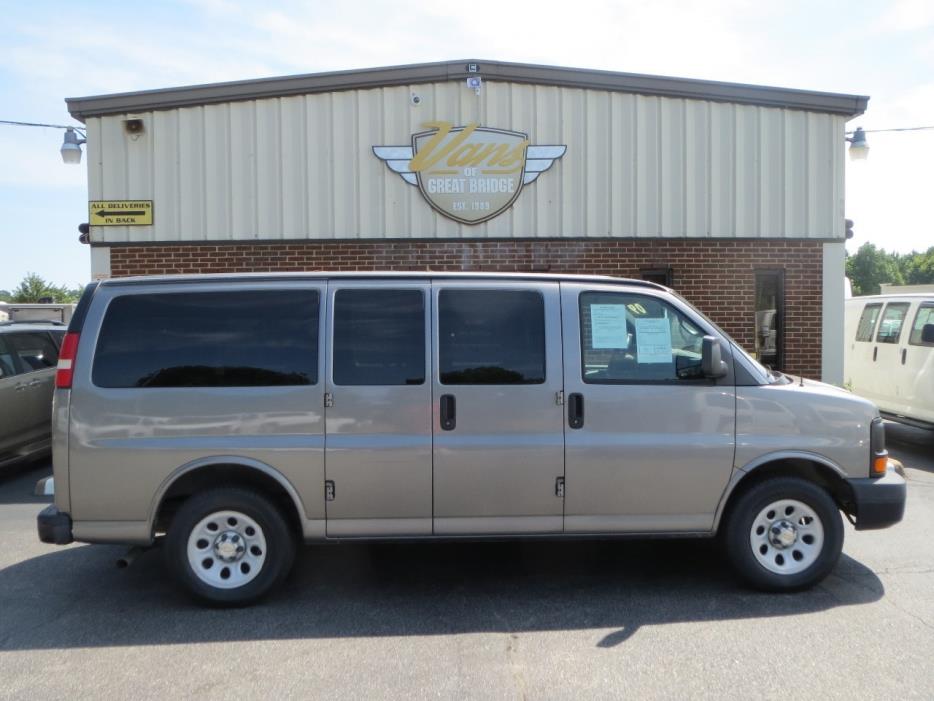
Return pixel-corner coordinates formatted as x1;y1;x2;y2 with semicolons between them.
845;294;934;429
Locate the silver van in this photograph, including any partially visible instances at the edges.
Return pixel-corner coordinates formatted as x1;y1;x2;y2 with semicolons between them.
37;273;906;605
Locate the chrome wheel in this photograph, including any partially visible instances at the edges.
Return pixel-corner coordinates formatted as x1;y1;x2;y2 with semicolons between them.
749;498;824;575
186;510;267;589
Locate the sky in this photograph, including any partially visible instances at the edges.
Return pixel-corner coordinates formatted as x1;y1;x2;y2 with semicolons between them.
1;0;933;291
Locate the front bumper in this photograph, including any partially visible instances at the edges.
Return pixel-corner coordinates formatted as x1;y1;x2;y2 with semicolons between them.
37;505;74;544
848;461;907;531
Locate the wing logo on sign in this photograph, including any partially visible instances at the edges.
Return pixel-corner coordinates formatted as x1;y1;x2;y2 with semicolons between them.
374;121;566;225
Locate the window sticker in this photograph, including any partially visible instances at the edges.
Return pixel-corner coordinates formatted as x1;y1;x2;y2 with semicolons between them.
634;317;673;363
590;304;629;349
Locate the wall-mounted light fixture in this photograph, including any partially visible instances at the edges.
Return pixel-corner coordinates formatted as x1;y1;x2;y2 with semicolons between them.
0;119;87;164
845;127;868;161
60;127;87;164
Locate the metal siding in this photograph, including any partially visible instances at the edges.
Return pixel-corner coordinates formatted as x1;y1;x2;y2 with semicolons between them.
86;81;844;243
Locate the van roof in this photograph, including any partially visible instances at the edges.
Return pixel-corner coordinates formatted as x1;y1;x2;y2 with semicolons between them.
846;293;934;301
97;271;669;291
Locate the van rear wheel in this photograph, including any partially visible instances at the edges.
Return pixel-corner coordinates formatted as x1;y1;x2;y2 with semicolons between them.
724;477;843;591
165;487;295;606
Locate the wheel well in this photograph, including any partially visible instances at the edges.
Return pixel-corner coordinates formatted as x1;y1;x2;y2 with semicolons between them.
719;459;855;530
154;464;303;538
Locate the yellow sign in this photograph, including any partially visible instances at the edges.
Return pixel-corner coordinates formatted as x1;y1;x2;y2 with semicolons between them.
374;122;566;225
89;200;153;226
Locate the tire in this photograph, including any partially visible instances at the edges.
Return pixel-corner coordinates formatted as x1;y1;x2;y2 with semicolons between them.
165;487;295;606
723;477;843;591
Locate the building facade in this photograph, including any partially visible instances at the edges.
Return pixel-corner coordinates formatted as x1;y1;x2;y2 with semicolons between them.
67;60;868;382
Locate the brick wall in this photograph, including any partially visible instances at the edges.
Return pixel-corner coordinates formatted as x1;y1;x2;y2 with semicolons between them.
108;238;824;377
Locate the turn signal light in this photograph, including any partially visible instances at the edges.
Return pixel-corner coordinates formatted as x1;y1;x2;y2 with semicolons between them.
55;332;80;389
872;455;888;477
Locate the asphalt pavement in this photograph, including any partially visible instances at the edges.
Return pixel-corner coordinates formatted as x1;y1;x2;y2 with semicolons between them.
0;423;932;700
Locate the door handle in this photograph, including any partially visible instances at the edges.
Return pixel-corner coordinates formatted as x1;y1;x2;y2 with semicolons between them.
568;393;584;429
14;384;27;392
873;347;878;362
27;379;42;387
901;348;907;365
440;394;456;431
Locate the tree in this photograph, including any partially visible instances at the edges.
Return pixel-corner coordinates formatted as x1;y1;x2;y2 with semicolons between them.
902;247;934;285
846;243;904;296
8;273;81;303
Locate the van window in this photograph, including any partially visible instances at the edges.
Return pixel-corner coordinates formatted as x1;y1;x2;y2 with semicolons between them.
438;289;545;385
579;292;705;383
333;289;425;386
876;303;910;344
855;303;882;342
909;303;934;347
92;290;319;388
7;332;59;371
0;337;17;378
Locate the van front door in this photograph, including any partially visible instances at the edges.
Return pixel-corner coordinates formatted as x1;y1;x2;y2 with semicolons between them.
560;284;736;533
431;282;565;534
324;282;432;537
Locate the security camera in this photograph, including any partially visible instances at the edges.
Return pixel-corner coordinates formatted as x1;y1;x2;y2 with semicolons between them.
410;93;421;105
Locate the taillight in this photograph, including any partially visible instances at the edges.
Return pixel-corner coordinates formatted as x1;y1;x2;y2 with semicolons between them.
55;332;80;389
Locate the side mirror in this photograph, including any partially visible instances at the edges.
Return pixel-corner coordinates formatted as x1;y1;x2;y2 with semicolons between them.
702;336;728;379
922;323;934;344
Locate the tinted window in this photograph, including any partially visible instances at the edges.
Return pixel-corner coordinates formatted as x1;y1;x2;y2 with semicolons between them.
580;292;706;383
439;290;545;385
909;303;934;347
855;303;882;342
876;302;910;344
7;332;59;372
0;336;18;378
333;289;425;386
93;290;319;388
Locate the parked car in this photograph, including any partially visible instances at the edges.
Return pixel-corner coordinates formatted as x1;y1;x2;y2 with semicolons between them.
38;273;905;605
845;294;934;429
0;321;66;469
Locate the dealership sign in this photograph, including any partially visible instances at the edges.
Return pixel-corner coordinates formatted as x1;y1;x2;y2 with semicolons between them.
374;121;566;225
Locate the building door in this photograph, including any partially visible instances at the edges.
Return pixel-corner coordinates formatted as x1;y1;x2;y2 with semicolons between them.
324;282;433;537
560;283;736;533
431;282;565;535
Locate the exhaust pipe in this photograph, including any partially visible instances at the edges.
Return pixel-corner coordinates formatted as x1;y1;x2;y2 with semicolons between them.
116;545;148;569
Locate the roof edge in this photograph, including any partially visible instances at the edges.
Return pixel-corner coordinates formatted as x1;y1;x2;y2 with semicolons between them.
66;58;868;121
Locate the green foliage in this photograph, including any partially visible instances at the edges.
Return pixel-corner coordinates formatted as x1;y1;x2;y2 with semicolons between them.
8;273;82;303
0;290;10;302
846;244;934;296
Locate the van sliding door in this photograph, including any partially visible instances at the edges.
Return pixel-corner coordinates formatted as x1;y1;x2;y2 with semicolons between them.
431;282;565;535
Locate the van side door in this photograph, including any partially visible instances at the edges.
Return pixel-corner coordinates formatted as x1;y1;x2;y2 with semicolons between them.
560;283;736;533
324;281;433;537
872;301;912;415
431;281;565;534
901;301;934;424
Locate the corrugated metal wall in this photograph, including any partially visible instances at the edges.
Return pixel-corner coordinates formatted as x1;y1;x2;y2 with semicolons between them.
86;81;845;243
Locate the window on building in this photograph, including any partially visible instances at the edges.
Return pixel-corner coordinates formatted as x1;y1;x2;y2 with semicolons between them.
855;303;883;342
92;289;319;388
579;291;706;383
438;289;545;385
876;302;910;344
908;303;934;347
754;270;784;370
641;267;673;287
333;289;425;386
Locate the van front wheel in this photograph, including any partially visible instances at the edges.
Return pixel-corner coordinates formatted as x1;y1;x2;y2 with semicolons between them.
724;477;843;591
165;488;295;606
